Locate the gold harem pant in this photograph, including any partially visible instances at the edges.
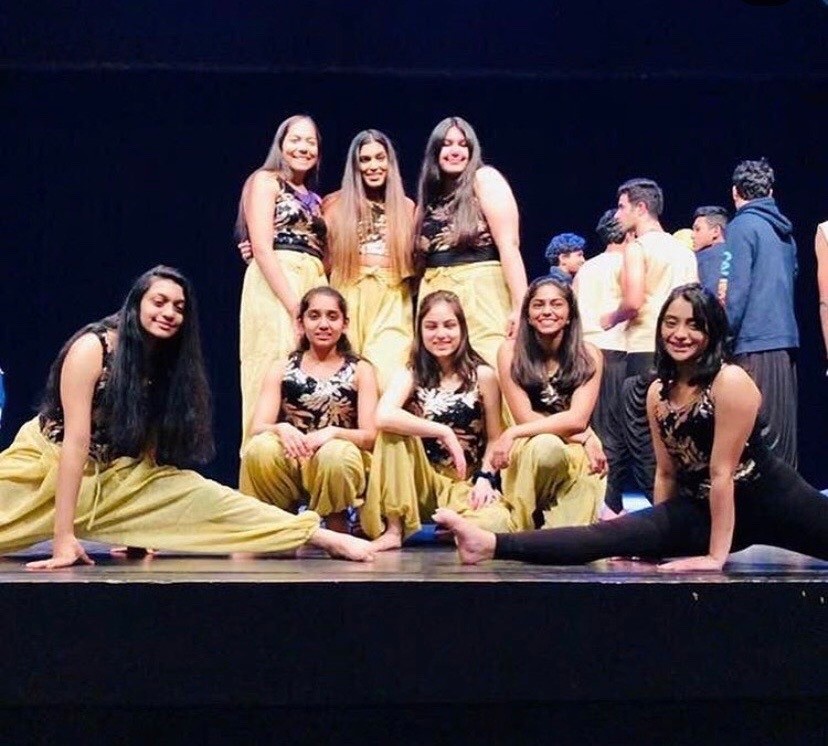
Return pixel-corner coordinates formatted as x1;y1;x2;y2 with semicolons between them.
240;432;369;516
0;419;319;555
334;266;413;390
359;432;516;539
503;434;605;532
239;251;327;447
418;260;510;369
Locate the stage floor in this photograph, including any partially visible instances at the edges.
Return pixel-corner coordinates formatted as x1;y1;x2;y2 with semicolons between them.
3;543;826;745
1;542;826;583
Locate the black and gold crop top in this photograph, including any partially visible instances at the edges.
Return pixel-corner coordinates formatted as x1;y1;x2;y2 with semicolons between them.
272;178;327;259
40;324;114;463
418;193;496;256
407;382;485;476
527;374;572;416
358;201;389;258
280;353;360;432
654;378;765;500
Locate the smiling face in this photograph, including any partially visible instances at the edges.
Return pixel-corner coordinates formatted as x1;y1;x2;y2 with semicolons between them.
358;139;389;191
660;296;709;364
421;300;462;361
299;291;347;351
139;278;186;340
438;125;470;177
281;118;319;176
527;282;571;338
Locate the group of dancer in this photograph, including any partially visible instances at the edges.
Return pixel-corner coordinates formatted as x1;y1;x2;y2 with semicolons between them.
0;113;826;570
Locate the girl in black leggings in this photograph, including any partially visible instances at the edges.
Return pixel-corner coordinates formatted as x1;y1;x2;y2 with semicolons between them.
435;283;828;569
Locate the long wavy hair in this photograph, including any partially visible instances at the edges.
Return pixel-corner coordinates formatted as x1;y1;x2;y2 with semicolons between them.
510;276;595;399
409;290;486;390
234;114;321;241
327;129;413;285
415;116;485;249
294;286;356;357
655;283;732;393
42;266;215;467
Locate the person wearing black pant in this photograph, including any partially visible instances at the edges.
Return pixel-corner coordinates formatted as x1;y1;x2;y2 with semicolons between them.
435;284;828;569
573;210;632;514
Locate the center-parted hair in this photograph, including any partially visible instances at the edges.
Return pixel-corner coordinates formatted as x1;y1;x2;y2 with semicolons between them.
510;276;595;398
617;178;664;217
235;114;321;241
732;158;774;201
41;266;215;467
294;286;355;357
327;129;413;286
655;283;733;393
416;116;485;249
409;290;487;390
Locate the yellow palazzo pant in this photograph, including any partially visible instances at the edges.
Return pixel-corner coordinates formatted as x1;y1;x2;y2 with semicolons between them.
240;432;369;516
0;419;320;556
360;432;516;539
502;433;605;532
239;251;327;446
418;260;511;369
334;266;413;390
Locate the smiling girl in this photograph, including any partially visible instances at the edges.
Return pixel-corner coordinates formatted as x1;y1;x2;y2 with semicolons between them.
436;283;828;568
415;117;528;368
0;267;374;568
322;130;415;389
491;276;608;531
240;287;378;533
237;115;328;447
361;290;516;550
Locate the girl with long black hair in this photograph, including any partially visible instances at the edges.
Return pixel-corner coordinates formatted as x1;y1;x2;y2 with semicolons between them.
436;283;828;568
0;266;373;568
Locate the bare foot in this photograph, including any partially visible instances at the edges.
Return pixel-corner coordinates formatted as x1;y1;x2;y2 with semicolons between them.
371;529;403;552
309;528;375;561
432;508;496;565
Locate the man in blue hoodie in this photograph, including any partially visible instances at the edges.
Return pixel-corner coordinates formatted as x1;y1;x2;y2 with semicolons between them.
718;158;799;467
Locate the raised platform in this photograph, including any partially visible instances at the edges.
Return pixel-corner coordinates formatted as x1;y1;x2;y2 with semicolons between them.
1;544;826;744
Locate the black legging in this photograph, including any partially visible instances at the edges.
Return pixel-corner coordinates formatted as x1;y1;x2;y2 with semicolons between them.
495;456;828;565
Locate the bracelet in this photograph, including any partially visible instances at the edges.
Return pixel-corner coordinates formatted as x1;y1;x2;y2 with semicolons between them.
583;432;595;446
473;470;501;490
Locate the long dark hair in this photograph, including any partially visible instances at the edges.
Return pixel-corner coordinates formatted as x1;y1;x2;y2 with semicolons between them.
42;266;215;467
511;276;595;399
327;129;413;285
655;283;732;393
294;286;355;357
234;114;321;240
415;116;484;249
409;290;486;390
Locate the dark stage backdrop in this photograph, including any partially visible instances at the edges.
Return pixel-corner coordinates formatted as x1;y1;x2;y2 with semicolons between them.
2;1;827;486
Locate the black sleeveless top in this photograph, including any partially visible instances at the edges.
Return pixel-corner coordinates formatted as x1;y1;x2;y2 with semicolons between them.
418;193;496;256
406;380;485;476
280;352;360;432
272;178;327;258
654;375;766;500
40;325;115;463
527;374;573;416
